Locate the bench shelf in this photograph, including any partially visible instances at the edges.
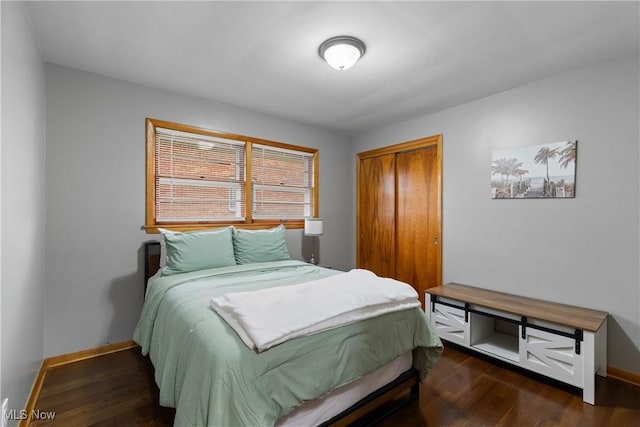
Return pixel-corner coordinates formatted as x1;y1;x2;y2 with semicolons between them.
426;283;608;405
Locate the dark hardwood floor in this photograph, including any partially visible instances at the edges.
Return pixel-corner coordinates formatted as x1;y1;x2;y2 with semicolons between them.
32;344;640;426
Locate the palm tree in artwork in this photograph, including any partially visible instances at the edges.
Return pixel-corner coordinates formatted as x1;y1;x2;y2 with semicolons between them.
492;158;523;185
507;159;523;183
534;146;558;196
559;140;577;169
492;157;523;197
492;158;511;185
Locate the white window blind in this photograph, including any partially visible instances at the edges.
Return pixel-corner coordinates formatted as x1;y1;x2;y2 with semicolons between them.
251;144;314;219
155;127;245;222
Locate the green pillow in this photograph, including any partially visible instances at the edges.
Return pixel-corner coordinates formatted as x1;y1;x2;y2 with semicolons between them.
232;225;291;264
160;227;236;276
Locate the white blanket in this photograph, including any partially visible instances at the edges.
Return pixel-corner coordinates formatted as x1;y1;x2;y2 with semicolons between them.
210;269;420;352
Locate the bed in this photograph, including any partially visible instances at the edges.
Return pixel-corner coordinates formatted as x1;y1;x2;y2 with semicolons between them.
134;226;442;426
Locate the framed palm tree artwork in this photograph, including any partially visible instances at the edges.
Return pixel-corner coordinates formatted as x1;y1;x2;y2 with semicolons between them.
491;140;577;199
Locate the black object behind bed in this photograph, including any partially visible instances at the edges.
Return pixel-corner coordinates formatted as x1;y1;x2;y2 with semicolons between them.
144;241;161;289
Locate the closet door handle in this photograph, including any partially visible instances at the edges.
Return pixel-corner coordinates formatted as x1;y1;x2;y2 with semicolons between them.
433;237;439;245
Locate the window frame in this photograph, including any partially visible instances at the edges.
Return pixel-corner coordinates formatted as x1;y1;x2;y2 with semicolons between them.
144;118;319;233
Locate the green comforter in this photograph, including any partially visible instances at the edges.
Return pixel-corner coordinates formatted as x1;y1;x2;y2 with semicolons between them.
133;260;442;426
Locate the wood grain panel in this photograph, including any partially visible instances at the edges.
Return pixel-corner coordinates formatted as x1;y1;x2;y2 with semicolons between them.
356;135;442;307
396;146;440;306
357;154;396;277
608;366;640;386
426;282;608;332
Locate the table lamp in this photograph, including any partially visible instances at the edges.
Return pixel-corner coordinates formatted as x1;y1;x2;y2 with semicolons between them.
304;218;323;265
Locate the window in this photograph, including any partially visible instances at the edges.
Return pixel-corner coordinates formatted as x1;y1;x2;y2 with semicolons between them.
144;118;318;232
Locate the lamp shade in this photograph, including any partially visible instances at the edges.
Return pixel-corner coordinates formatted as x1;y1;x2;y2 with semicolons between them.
304;218;323;236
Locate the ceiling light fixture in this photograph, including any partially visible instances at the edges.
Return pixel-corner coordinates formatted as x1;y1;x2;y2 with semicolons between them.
318;36;366;71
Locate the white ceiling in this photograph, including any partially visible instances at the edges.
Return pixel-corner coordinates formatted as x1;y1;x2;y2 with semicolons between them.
27;1;640;137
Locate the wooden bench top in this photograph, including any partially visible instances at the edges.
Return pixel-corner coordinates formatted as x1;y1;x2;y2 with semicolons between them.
426;283;608;332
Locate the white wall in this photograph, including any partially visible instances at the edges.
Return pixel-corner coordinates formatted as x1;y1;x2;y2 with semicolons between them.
44;64;354;357
353;55;640;374
1;1;46;417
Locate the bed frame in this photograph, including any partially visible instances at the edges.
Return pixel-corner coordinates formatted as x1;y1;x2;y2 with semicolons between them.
143;241;420;426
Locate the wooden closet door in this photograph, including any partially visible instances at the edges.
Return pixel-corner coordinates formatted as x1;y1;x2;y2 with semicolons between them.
396;146;441;306
357;154;396;278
